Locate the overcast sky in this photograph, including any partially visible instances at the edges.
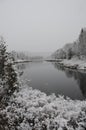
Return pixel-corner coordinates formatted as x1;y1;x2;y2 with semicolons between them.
0;0;86;52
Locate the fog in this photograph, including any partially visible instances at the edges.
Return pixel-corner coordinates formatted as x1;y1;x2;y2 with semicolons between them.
0;0;86;53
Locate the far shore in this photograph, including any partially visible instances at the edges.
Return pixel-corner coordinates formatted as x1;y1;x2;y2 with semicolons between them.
46;57;86;71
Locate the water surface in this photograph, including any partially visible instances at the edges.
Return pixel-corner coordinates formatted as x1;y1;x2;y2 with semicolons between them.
17;61;86;100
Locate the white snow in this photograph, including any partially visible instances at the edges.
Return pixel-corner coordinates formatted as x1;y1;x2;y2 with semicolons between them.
60;57;86;70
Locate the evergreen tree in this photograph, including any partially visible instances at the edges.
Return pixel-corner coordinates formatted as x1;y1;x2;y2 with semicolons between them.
0;36;8;79
67;48;73;60
0;36;18;101
6;63;17;95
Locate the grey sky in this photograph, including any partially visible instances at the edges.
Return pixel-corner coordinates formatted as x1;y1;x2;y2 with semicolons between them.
0;0;86;52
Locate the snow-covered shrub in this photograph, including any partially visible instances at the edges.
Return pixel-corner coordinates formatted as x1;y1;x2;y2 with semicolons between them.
0;85;85;130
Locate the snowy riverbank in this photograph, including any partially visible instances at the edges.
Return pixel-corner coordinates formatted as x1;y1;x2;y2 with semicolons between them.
1;83;86;130
58;57;86;71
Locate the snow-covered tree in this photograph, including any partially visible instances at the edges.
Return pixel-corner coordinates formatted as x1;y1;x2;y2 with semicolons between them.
66;48;73;59
0;36;8;79
78;28;86;56
0;36;18;101
52;28;86;60
5;63;17;95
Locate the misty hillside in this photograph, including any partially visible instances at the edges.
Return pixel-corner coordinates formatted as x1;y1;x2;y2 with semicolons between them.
52;28;86;60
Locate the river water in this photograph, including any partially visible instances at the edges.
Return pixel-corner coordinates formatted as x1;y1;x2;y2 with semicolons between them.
17;61;86;100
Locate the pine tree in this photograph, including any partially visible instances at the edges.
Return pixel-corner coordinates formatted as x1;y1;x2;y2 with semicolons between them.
0;36;18;101
0;36;8;79
6;63;17;95
67;48;73;60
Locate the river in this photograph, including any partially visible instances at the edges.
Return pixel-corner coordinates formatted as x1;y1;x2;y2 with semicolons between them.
17;61;86;100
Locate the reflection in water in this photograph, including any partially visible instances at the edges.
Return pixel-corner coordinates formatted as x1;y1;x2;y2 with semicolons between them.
16;63;28;70
53;62;86;98
16;63;33;76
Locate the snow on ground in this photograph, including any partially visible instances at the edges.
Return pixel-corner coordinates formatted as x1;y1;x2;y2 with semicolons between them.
60;57;86;70
1;82;86;130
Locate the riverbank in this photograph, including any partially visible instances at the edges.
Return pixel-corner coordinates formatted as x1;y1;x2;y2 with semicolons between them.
1;82;86;130
13;59;32;64
56;57;86;71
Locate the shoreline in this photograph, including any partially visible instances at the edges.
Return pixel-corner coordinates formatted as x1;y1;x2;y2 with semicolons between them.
46;58;86;72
